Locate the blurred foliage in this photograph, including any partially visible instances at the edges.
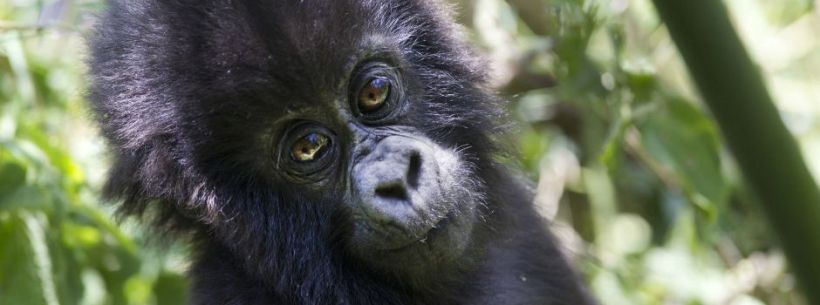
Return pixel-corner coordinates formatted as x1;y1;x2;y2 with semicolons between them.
0;0;818;304
0;1;187;305
460;0;818;304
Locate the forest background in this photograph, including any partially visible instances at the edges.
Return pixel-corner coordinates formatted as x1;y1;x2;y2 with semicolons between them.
1;0;819;304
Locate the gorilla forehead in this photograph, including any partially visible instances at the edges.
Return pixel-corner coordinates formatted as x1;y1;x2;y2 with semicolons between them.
143;0;452;98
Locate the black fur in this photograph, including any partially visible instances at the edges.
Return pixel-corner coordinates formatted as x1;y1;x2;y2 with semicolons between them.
87;1;595;304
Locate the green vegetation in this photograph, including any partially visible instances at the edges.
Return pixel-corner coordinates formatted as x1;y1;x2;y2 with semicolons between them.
0;2;186;305
1;0;819;304
653;0;820;303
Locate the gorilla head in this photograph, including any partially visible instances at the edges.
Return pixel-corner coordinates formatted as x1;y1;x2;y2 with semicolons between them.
88;0;595;304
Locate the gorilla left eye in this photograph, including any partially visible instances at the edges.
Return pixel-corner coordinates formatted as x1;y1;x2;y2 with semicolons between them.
291;132;330;162
350;63;402;122
358;77;390;113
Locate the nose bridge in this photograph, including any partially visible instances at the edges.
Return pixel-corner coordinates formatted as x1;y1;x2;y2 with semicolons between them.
374;136;422;165
346;121;370;144
366;137;417;180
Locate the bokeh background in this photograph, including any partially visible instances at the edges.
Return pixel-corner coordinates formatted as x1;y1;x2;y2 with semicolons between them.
1;0;819;304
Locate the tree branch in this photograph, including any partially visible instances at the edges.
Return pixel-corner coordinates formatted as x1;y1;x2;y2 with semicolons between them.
651;1;820;303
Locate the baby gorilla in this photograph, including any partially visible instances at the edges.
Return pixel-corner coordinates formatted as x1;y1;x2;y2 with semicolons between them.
88;0;596;304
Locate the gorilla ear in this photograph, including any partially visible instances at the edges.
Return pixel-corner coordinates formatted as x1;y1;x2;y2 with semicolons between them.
102;138;222;230
103;140;183;219
104;155;150;216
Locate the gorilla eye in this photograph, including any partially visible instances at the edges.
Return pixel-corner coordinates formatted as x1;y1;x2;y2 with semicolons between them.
278;123;337;179
358;77;390;113
350;63;403;123
291;132;330;162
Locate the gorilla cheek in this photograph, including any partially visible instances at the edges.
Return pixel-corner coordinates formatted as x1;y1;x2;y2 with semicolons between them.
348;136;478;262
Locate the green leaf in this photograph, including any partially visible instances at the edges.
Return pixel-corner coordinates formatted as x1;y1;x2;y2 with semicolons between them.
0;185;53;212
638;99;728;214
0;161;26;196
125;275;153;305
0;214;49;305
62;223;102;248
154;272;189;305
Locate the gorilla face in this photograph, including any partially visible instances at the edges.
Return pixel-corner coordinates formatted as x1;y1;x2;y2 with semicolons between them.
89;0;503;286
269;58;483;272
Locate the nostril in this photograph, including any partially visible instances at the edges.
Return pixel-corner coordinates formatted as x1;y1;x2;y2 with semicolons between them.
375;183;409;201
407;152;421;190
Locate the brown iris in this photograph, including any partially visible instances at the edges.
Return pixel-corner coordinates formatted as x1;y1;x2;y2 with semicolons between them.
291;132;330;162
358;77;390;113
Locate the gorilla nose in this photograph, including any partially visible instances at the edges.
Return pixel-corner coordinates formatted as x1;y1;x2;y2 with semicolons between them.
373;151;421;201
353;136;436;223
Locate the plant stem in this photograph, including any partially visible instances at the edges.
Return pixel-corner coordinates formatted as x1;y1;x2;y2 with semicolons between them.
651;1;820;303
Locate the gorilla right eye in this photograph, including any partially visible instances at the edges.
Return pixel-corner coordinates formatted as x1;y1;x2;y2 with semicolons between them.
279;123;337;177
290;132;330;162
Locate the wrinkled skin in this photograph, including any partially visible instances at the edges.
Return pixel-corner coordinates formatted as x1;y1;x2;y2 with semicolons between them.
87;0;597;304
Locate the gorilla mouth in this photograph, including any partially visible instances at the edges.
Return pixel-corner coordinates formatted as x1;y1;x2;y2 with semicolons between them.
381;211;455;253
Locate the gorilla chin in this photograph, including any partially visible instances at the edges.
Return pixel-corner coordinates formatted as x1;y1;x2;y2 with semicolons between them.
349;135;480;270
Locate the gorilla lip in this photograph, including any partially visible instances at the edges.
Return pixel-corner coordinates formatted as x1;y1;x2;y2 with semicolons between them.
379;210;455;252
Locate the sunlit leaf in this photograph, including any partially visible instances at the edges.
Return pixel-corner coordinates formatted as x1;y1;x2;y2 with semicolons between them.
0;214;49;305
